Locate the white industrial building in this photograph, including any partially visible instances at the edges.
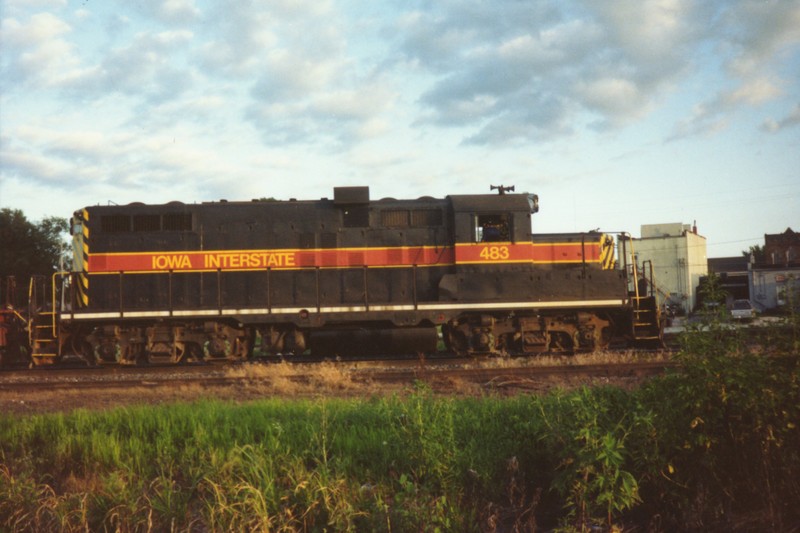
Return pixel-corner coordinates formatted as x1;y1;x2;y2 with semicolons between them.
630;223;708;315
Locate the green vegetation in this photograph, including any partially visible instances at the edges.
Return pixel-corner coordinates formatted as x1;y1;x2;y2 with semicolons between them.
2;311;799;531
742;243;765;263
0;208;69;307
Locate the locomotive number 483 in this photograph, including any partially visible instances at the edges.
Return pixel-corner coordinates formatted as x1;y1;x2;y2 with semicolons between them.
479;245;510;261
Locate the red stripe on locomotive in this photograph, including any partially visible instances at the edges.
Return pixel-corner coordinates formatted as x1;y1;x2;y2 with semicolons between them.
87;246;457;273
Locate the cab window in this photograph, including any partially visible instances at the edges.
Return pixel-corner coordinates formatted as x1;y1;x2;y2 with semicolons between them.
474;214;510;242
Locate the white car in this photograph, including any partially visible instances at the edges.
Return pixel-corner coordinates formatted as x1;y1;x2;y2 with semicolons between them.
730;299;756;321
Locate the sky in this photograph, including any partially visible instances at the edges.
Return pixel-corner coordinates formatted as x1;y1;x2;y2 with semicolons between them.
1;0;798;258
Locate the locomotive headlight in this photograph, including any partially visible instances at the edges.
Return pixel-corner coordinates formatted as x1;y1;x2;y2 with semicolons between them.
527;194;539;213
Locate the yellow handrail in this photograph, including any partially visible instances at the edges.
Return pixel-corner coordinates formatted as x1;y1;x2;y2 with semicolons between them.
26;272;70;347
50;272;64;337
628;237;640;301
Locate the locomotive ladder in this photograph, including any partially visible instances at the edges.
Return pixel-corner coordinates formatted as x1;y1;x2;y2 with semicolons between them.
28;274;63;365
631;260;664;346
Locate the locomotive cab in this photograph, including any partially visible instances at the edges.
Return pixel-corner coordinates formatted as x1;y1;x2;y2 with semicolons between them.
438;189;657;355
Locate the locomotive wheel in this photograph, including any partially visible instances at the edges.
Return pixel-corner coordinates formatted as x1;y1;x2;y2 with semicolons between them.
183;342;205;362
442;323;470;356
228;329;255;360
95;342;119;363
71;336;96;366
548;332;574;354
281;329;305;357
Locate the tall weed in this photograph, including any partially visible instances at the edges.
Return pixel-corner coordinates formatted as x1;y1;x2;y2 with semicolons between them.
2;320;799;532
632;273;800;529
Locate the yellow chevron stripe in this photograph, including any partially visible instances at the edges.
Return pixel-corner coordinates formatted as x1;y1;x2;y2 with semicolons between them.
81;209;90;307
599;234;615;270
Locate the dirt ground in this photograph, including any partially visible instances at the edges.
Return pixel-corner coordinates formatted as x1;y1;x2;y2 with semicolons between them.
0;356;655;416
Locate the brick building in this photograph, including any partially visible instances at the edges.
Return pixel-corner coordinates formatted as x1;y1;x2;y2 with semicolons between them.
750;228;800;311
764;228;800;266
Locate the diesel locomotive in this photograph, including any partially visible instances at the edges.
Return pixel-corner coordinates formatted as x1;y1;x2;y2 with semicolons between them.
4;186;663;366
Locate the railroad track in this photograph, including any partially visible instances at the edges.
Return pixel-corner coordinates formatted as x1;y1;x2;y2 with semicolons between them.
364;360;677;386
0;358;678;394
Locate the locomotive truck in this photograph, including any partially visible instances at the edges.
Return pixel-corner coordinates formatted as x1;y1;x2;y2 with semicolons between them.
4;186;662;366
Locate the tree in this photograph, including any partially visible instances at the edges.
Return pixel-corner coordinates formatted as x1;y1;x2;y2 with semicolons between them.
0;208;69;280
743;244;765;263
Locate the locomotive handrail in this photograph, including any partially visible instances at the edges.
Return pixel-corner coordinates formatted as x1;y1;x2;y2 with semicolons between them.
5;308;27;326
611;231;651;305
25;271;69;349
266;267;272;313
413;264;418;310
118;271;124;317
168;269;173;317
217;268;222;315
49;271;64;336
630;239;642;301
315;267;321;313
617;232;642;300
581;235;587;277
363;266;369;311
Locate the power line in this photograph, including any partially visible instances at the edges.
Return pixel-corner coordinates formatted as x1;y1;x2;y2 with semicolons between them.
706;237;764;247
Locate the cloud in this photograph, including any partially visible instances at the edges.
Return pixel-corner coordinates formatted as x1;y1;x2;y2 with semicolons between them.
667;1;800;141
762;103;800;133
60;30;195;100
0;9;196;110
246;79;395;146
667;102;730;142
575;77;648;123
583;0;699;66
0;12;80;87
399;0;800;145
196;2;398;147
668;76;786;141
250;49;340;101
2;0;798;163
396;1;707;144
124;0;201;25
0;150;65;185
3;0;66;10
460;93;573;145
197;1;339;78
722;0;800;77
725;78;782;106
1;123;245;205
1;11;69;46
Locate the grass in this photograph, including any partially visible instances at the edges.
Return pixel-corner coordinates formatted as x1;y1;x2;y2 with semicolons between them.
2;350;798;532
225;360;363;395
1;292;798;531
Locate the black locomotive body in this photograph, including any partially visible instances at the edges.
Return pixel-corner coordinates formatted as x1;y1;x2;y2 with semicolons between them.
23;186;661;365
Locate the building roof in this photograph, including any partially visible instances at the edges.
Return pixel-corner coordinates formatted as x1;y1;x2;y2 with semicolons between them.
708;256;749;274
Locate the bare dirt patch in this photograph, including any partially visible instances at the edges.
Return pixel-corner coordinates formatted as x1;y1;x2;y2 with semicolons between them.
0;351;672;415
